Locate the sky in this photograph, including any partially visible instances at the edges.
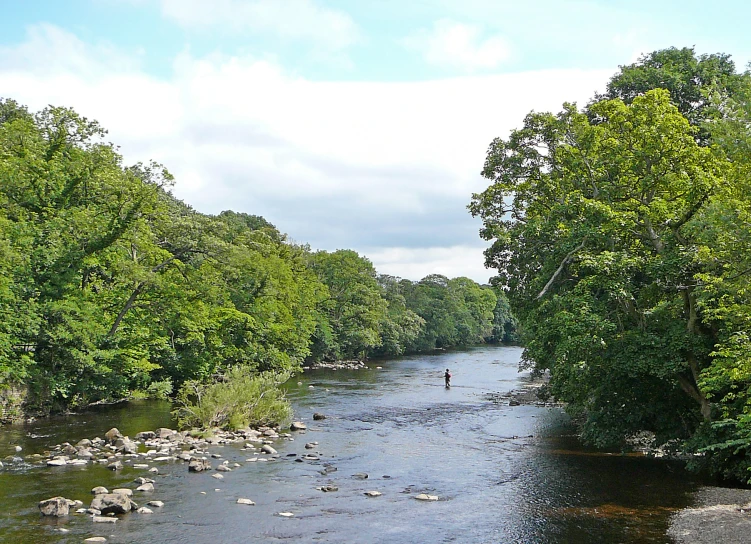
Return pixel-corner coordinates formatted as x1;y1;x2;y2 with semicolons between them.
1;1;750;284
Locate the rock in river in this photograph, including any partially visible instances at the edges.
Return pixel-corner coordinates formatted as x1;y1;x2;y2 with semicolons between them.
104;428;122;444
188;458;211;472
415;494;439;501
237;498;255;505
90;493;134;515
38;497;70;517
290;421;307;431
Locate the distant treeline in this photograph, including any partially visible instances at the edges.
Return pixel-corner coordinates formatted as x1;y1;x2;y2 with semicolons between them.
0;99;515;414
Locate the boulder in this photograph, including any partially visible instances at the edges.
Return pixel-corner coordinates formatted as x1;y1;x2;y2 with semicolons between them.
90;493;134;515
313;413;326;420
211;473;224;480
107;461;123;471
115;438;138;454
104;428;122;444
91;486;108;495
38;496;70;517
147;500;164;508
111;488;133;497
188;458;211;472
155;428;176;439
260;445;277;455
236;498;255;505
216;465;231;472
135;431;155;440
364;491;382;497
136;507;153;514
46;457;67;467
290;421;307;431
352;473;369;480
84;538;107;543
136;483;154;492
76;448;95;460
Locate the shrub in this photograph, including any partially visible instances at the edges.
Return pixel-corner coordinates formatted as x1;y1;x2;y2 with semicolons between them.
172;366;292;430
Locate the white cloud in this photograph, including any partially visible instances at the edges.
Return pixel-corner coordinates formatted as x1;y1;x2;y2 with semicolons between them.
367;246;493;284
0;25;610;283
160;0;360;51
403;19;511;71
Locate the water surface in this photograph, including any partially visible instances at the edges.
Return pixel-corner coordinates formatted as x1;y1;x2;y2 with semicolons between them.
0;346;703;543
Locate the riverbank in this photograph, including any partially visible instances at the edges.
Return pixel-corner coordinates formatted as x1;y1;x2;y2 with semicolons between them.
668;486;751;544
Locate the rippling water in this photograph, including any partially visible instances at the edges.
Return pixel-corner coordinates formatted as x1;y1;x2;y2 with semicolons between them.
0;346;704;543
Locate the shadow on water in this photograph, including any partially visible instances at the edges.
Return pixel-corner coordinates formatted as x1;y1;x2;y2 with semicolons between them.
0;346;709;543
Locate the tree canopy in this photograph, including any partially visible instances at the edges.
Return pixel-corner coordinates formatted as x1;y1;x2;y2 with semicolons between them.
0;99;514;416
471;47;751;482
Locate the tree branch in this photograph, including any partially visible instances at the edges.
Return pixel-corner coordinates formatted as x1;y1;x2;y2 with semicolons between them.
536;239;586;300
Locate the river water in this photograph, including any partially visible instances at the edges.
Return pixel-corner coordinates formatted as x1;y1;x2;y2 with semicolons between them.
0;346;707;543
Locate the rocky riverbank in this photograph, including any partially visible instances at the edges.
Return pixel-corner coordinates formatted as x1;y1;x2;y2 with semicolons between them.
13;412;440;542
302;360;368;371
668;487;751;544
485;372;562;407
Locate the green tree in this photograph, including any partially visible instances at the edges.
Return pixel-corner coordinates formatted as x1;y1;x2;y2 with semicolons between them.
470;89;726;447
307;250;388;360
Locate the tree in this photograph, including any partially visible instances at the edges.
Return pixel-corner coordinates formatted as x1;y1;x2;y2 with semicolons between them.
307;250;388;360
470;89;726;447
597;47;748;143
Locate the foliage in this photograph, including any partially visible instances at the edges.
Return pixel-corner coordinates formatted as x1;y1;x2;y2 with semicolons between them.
471;89;724;446
471;47;751;482
172;366;292;430
0;98;511;420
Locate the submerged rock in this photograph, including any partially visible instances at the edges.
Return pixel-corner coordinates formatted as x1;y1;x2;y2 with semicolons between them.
290;422;307;431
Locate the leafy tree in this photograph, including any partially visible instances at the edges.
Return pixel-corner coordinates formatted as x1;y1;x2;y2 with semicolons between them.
597;47;747;143
470;89;726;447
307;250;387;360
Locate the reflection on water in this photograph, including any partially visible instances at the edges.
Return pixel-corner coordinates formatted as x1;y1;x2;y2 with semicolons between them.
0;346;703;543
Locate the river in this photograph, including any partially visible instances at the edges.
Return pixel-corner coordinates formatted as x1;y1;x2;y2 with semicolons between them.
0;346;708;543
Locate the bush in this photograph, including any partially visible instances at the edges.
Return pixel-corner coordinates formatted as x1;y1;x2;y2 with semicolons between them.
172;366;292;430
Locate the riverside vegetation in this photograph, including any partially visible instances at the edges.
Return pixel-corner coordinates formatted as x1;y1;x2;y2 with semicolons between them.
471;46;751;483
0;98;516;427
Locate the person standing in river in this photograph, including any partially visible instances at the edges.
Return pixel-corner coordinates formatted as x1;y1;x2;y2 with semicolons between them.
444;369;451;388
